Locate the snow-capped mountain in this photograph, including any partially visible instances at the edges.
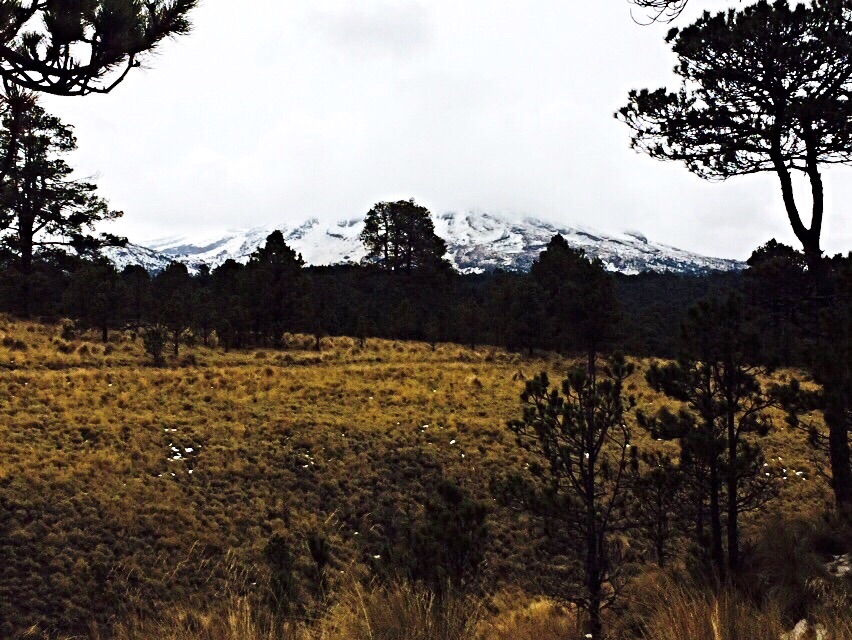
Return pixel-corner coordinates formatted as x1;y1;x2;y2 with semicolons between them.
106;211;744;275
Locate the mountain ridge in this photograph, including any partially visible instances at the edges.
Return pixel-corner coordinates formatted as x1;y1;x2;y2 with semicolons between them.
105;211;744;275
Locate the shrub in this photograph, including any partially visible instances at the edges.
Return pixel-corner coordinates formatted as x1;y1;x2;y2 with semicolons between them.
2;336;27;350
56;340;75;354
60;321;76;341
316;582;483;640
143;326;168;366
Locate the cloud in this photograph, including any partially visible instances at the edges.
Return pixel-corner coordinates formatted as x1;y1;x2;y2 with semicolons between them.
39;0;851;261
309;2;432;57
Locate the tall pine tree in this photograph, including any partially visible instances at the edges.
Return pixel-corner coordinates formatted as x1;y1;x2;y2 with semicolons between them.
361;199;448;273
0;98;122;315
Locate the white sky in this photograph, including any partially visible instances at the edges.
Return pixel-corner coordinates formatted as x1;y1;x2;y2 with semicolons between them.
41;0;851;260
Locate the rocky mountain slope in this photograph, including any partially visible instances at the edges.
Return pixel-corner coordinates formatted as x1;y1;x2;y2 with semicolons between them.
106;211;743;275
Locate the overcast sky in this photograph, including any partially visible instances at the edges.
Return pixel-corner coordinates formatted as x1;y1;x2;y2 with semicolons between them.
41;0;851;260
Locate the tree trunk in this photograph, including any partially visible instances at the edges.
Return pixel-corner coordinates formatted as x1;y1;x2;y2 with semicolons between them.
19;241;32;318
726;413;739;573
802;126;824;265
709;458;724;575
585;422;604;640
586;512;604;640
655;492;667;567
656;526;666;568
695;487;706;547
828;423;852;511
825;395;852;512
588;596;603;640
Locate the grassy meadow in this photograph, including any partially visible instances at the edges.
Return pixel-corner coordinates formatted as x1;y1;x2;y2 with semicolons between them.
0;317;846;639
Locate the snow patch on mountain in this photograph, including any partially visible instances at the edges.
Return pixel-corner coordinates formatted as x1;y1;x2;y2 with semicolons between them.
106;211;743;275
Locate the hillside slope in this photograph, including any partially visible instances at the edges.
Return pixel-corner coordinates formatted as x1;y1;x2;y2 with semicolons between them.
0;319;826;637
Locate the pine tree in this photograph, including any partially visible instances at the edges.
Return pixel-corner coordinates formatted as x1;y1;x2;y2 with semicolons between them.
361;199;448;273
776;261;852;512
355;315;370;349
211;259;249;350
745;240;816;364
410;480;489;594
120;265;152;330
191;265;216;348
0;98;122;315
152;262;193;356
818;271;852;511
630;451;684;567
143;324;167;366
64;260;123;343
246;231;304;345
503;354;636;640
619;0;852;271
505;279;546;356
645;295;778;573
0;1;198;97
531;234;621;367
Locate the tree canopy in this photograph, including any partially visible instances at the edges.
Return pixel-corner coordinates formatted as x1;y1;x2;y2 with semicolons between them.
618;0;852;263
360;199;448;273
0;0;198;96
644;295;777;573
0;97;121;314
505;354;636;639
530;234;621;363
246;231;306;347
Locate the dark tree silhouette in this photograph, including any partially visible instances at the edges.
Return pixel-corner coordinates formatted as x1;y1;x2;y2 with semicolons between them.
0;98;122;315
410;480;489;594
775;261;852;512
630;451;685;567
210;259;248;350
361;199;448;273
246;230;304;345
0;0;198;96
505;279;546;356
355;314;369;349
0;87;32;187
531;234;621;368
64;259;122;342
504;354;636;640
120;264;152;329
745;240;816;364
745;243;852;512
618;0;852;268
142;323;167;366
645;295;778;574
817;268;852;512
152;261;193;356
191;264;215;347
0;2;197;236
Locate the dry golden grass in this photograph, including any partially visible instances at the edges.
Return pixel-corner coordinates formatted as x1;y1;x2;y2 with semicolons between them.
624;574;852;640
108;584;548;640
0;316;840;638
96;580;852;640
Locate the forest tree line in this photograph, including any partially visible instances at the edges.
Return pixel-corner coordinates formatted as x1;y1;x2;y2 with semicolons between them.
0;218;743;358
